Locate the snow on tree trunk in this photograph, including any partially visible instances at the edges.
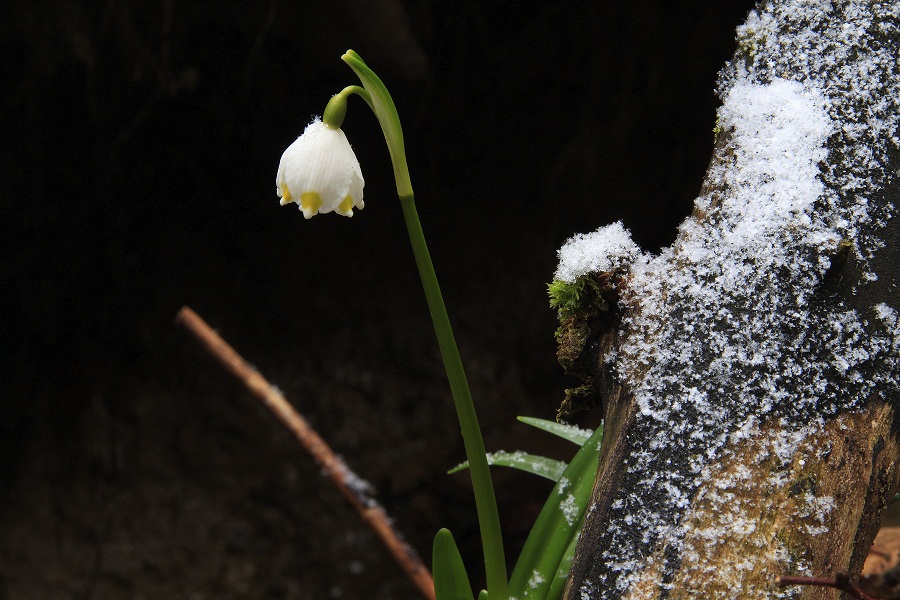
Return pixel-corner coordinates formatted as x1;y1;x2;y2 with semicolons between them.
561;2;900;598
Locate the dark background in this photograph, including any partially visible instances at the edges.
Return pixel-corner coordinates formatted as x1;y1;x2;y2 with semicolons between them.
1;1;756;598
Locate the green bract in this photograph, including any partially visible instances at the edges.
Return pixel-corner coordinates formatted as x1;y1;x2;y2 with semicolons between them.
341;50;413;198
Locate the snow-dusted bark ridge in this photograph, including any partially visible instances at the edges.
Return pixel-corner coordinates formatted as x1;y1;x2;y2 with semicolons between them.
562;2;900;598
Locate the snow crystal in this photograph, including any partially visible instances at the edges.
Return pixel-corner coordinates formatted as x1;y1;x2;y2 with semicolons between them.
874;302;900;351
560;493;579;526
527;570;545;590
554;221;643;283
571;1;900;597
874;303;898;327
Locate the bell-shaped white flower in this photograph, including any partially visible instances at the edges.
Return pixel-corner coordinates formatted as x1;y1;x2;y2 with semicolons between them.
276;119;365;219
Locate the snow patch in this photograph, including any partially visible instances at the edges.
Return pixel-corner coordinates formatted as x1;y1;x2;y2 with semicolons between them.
554;221;643;283
714;79;834;244
527;570;545;590
560;493;580;526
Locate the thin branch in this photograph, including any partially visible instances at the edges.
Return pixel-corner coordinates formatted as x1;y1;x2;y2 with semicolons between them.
175;306;436;600
775;572;878;600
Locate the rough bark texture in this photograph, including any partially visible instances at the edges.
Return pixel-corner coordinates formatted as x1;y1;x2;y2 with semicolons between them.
562;2;900;598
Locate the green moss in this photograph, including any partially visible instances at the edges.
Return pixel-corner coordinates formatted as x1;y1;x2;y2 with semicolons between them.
555;318;590;371
557;385;602;421
548;276;608;322
548;273;619;420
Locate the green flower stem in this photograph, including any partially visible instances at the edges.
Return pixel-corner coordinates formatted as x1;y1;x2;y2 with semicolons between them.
341;49;508;599
399;193;508;600
322;85;370;129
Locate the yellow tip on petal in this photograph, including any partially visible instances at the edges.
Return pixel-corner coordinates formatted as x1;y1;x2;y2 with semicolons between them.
300;191;323;218
337;195;355;216
279;184;293;205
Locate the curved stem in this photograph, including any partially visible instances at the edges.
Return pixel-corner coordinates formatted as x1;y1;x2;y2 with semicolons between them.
322;85;370;129
400;193;509;600
341;50;413;197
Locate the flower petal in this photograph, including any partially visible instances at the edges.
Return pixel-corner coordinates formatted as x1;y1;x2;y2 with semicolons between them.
276;119;365;218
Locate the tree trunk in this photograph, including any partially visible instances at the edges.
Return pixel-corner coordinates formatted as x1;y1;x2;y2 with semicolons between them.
562;2;900;598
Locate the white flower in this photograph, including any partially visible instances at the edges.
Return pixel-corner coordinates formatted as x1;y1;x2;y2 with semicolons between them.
276;118;365;219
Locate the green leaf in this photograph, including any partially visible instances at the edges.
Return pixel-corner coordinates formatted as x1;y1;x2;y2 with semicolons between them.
507;425;603;599
449;451;567;482
433;528;475;600
544;522;582;600
517;416;596;446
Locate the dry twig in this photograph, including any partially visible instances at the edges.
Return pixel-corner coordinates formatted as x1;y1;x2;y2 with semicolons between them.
175;306;436;600
775;572;878;600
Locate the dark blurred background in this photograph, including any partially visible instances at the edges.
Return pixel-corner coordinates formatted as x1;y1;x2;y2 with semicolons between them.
1;1;755;598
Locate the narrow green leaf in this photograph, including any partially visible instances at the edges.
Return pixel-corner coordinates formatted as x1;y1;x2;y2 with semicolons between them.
449;451;567;482
507;425;603;599
517;416;597;446
433;528;475;600
543;522;582;600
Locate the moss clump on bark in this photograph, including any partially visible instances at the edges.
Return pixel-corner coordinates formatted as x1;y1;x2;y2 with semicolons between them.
549;271;624;420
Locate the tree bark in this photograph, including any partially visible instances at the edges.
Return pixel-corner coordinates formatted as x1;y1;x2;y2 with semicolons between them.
562;2;900;598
